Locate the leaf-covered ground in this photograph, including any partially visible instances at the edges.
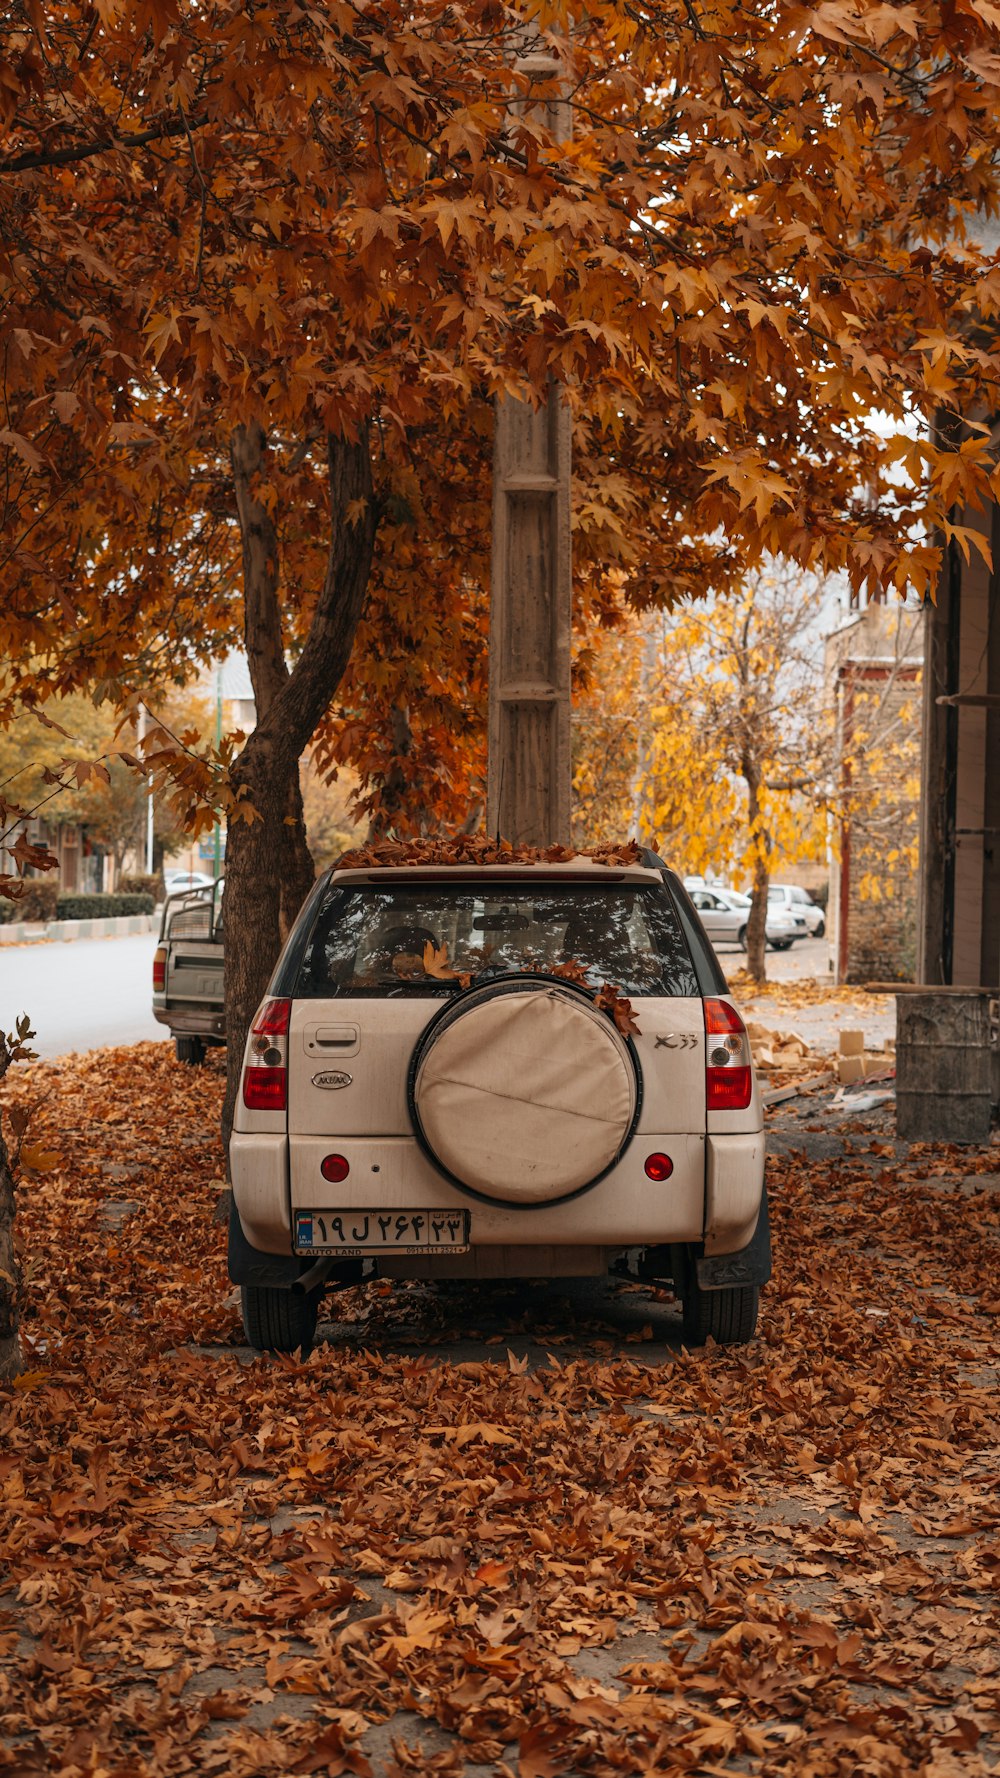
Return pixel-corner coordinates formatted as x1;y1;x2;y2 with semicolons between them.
1;1043;999;1777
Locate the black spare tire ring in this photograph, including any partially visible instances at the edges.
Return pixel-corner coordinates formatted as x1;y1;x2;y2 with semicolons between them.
406;972;644;1210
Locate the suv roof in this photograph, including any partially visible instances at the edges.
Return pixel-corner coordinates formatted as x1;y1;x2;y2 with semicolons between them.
329;859;665;884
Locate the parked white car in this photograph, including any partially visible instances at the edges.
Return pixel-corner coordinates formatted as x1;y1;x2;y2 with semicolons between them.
165;871;216;893
229;851;769;1354
689;887;806;951
768;883;825;939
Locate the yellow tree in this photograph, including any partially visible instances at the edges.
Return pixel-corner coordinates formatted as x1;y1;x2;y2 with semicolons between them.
576;568;835;979
571;622;730;857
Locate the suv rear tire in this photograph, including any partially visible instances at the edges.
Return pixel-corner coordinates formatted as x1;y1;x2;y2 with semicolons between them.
675;1249;759;1346
175;1035;206;1065
241;1284;320;1355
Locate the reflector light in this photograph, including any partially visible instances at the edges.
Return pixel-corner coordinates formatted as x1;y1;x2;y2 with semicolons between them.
152;947;166;991
320;1154;350;1183
644;1152;673;1181
252;998;291;1036
242;1067;287;1111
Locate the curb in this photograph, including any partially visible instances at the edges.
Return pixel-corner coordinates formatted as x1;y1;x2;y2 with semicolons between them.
0;912;158;946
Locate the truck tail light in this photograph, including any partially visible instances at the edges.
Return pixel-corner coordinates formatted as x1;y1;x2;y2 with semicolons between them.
153;946;166;991
704;998;753;1111
243;998;291;1109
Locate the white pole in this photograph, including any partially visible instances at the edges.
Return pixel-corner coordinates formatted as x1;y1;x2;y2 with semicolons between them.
138;703;154;874
145;758;154;875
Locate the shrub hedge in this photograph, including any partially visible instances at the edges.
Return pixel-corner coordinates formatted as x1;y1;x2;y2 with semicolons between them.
56;892;155;920
1;887;156;924
0;880;61;923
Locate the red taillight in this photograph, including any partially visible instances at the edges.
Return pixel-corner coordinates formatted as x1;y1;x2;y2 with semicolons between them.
704;998;745;1037
706;1066;753;1110
252;998;291;1036
644;1152;673;1181
320;1154;349;1183
243;1068;287;1111
704;997;753;1111
153;946;166;991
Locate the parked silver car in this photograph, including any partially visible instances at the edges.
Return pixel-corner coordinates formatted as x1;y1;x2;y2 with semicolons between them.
688;887;805;951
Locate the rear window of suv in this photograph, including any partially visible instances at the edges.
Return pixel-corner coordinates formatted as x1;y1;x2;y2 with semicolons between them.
295;880;699;999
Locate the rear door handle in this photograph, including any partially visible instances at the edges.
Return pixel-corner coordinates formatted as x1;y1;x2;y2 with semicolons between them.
304;1023;360;1057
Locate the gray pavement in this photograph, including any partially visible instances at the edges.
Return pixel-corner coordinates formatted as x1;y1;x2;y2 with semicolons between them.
715;931;830;982
0;931;168;1058
750;931;830;982
721;934;898;1051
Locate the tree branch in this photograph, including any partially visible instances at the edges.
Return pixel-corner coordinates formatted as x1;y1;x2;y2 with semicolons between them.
0;113;206;176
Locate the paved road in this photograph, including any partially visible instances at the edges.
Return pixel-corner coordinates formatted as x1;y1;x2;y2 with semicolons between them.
716;931;831;983
0;932;168;1058
1;930;837;1061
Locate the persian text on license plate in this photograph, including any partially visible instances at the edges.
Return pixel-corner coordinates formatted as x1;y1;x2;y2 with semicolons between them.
295;1209;471;1255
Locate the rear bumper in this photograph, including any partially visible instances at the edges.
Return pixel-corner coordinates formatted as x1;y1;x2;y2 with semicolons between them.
284;1133;706;1249
153;1004;226;1039
704;1132;766;1255
697;1188;771;1289
230;1127;765;1261
231;1132;291;1252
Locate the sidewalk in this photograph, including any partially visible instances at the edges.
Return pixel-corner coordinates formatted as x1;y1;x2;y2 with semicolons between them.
0;911;158;945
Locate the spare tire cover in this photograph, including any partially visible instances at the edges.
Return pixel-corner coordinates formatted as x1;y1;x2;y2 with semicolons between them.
411;982;638;1204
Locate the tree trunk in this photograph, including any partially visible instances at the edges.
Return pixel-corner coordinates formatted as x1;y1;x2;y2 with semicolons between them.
746;852;770;984
281;763;315;941
368;704;413;837
222;425;378;1154
0;1046;23;1381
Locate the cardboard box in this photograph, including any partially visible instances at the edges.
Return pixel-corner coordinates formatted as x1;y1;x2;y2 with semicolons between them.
837;1054;867;1084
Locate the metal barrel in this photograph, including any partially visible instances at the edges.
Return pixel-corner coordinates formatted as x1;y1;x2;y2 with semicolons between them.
896;992;994;1144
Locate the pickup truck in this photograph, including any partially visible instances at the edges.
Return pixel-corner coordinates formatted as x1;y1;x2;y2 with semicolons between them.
152;880;225;1064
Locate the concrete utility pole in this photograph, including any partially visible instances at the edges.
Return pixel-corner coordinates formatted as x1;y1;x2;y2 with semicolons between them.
137;702;155;874
487;47;572;847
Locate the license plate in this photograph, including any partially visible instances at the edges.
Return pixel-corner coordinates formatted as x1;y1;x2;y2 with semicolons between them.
294;1209;471;1256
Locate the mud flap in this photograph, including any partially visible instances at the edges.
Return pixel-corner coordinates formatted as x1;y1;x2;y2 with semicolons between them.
696;1188;772;1290
227;1209;302;1289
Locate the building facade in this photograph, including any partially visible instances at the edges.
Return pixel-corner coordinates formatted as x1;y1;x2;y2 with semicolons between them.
919;514;1000;990
826;604;924;983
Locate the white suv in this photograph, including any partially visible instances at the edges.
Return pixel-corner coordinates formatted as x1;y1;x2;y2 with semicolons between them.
229;850;769;1353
